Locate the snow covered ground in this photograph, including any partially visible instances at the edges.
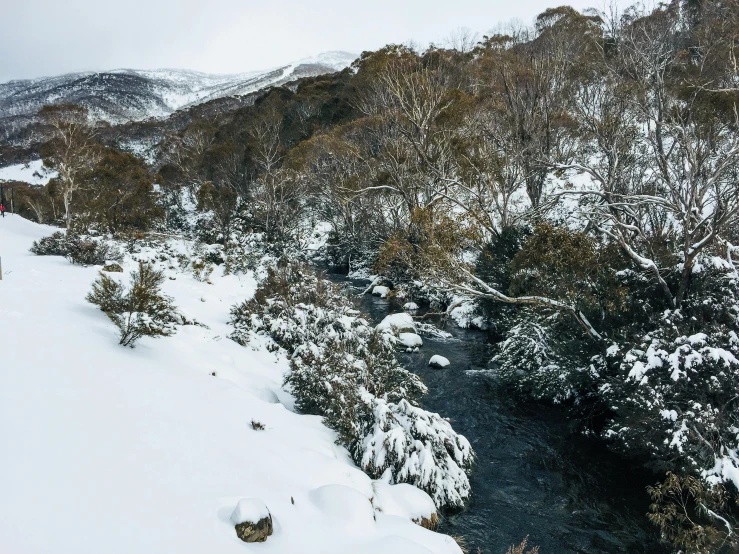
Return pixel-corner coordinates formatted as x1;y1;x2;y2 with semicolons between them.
0;159;57;185
0;215;462;554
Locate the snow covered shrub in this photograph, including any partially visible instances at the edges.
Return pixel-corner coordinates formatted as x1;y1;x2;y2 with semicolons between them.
357;395;473;508
29;231;68;256
493;312;605;404
66;236;122;266
87;262;180;347
603;259;739;479
230;259;474;508
191;259;214;282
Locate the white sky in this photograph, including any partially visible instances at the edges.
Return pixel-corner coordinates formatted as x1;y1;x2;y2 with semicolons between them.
1;0;613;82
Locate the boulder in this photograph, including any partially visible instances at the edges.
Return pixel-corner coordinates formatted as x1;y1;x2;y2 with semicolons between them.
376;313;416;335
428;355;450;369
398;332;423;348
372;285;390;298
230;498;273;543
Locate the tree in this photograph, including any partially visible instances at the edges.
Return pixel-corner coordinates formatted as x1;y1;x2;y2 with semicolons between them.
85;149;163;233
39;104;100;227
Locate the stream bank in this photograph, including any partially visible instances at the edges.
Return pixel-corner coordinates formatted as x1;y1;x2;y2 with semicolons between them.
329;272;666;554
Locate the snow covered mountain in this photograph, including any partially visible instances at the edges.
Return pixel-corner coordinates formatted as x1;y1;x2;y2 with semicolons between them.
0;51;357;125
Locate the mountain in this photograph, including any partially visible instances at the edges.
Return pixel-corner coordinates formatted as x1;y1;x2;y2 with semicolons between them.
0;51;357;126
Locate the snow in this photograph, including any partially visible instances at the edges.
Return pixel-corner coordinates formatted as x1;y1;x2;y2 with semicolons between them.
0;159;57;185
448;300;488;330
404;302;419;311
399;332;423;348
428;356;450;369
372;481;436;521
372;285;390;298
376;313;416;335
231;498;270;525
0;216;462;554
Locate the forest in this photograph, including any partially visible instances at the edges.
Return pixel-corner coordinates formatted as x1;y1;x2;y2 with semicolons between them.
6;0;739;551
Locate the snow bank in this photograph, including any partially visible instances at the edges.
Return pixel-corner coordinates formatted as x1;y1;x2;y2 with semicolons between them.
0;216;461;554
428;356;450;369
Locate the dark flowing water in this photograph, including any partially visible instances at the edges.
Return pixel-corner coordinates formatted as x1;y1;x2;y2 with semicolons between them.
329;273;667;554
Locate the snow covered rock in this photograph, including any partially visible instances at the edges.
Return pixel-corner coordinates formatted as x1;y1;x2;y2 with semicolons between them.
399;333;423;348
403;302;419;312
428;355;450;369
230;498;273;543
372;285;390;298
376;313;416;335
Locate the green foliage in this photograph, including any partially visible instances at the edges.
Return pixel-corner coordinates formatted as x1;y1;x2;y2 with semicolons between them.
65;236;121;266
87;262;180;347
30;232;68;256
647;472;736;554
84;150;163;233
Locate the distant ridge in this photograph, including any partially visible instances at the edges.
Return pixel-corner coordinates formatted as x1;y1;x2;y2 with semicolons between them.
0;51;357;125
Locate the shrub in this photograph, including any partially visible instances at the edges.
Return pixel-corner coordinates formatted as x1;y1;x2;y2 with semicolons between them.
30;232;68;256
66;236;121;266
191;259;214;282
230;259;474;509
506;537;540;554
87;262;180;347
647;472;735;554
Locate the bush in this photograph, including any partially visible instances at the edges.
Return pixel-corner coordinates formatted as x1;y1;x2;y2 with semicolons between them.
87;262;180;347
230;259;474;509
30;232;68;256
66;236;121;266
30;231;122;267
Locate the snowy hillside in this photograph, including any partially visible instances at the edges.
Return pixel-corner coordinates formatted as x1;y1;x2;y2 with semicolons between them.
0;159;56;185
0;51;357;124
0;215;461;554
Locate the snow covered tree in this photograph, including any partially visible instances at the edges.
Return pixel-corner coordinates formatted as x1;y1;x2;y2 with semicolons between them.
39;104;100;228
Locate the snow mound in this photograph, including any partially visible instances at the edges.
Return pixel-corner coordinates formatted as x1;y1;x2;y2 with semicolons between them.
376;313;416;334
372;481;436;522
429;356;450;369
399;333;423;348
403;302;419;312
230;498;270;525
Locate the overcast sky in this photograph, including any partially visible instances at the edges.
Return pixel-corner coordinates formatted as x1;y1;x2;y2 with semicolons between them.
1;0;610;82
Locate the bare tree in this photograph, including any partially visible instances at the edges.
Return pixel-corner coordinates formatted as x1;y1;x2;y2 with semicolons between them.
39;104;100;227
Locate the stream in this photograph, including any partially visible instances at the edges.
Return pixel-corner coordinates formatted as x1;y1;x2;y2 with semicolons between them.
329;272;668;554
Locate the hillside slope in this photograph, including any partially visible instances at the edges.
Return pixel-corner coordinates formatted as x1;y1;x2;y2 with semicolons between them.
0;51;356;124
0;215;461;554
